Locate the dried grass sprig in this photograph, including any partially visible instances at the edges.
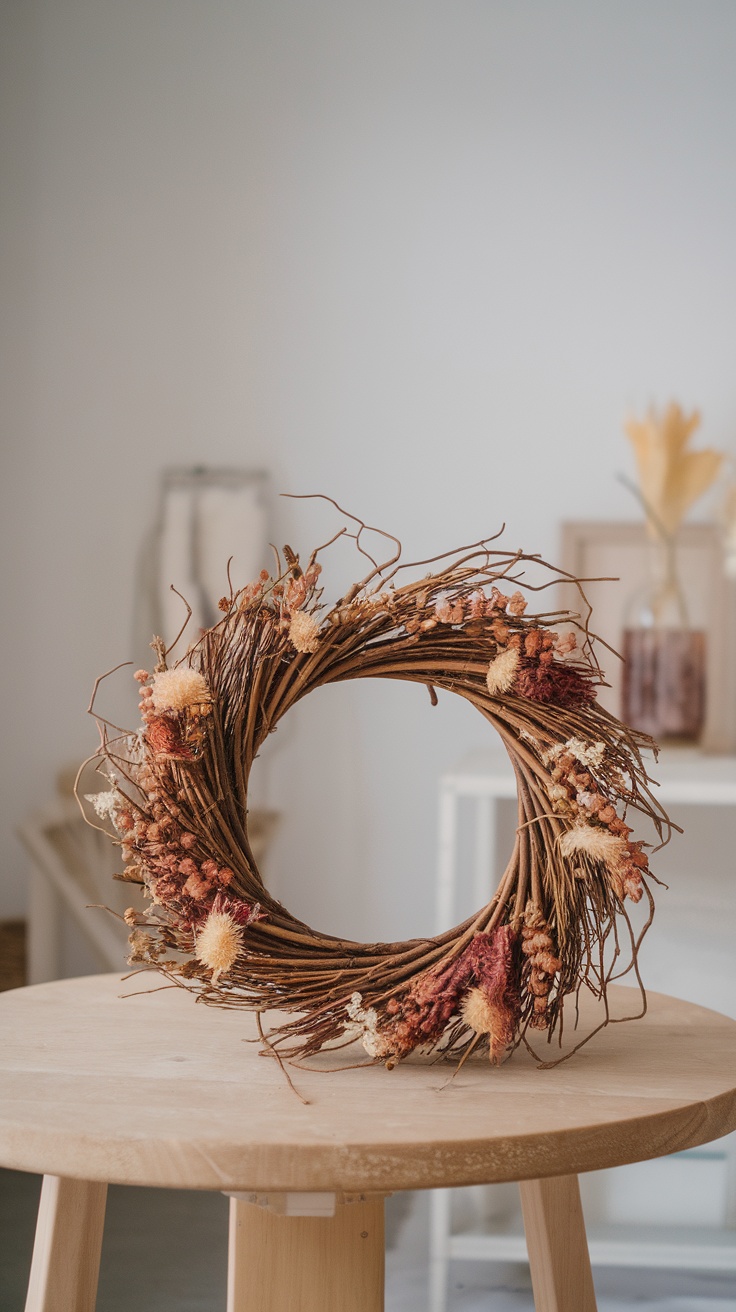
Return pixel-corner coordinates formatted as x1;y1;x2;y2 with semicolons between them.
80;502;672;1071
624;402;722;538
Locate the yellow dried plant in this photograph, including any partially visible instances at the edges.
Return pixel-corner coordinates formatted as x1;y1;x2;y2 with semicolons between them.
624;402;722;537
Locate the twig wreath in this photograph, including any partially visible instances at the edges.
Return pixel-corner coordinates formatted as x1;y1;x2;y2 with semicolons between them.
81;496;672;1075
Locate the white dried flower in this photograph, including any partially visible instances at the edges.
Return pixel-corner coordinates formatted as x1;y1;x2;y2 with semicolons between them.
288;609;321;654
543;737;606;770
345;991;392;1058
85;790;121;821
150;668;211;714
195;910;243;982
564;738;606;770
486;647;519;696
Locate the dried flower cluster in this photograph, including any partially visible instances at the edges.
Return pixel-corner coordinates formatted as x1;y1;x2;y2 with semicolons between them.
81;499;671;1072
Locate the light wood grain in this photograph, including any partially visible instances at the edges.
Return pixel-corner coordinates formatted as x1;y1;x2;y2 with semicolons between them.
1;975;735;1193
227;1195;384;1311
519;1175;597;1312
24;1174;107;1312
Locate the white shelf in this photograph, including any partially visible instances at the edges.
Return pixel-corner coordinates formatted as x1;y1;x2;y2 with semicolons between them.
441;745;736;805
448;1220;736;1272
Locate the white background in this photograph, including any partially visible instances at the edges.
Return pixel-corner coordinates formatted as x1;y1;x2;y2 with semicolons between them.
3;1;736;945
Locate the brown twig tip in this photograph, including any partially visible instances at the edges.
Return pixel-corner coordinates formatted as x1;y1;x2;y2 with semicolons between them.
80;498;671;1084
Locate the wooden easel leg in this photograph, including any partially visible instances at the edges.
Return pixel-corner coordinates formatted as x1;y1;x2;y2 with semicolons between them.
227;1194;385;1312
24;1175;108;1312
519;1174;597;1312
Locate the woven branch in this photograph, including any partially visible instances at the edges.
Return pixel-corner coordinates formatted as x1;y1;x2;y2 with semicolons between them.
80;506;671;1070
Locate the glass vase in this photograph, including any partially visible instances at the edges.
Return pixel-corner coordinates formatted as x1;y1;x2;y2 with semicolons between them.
621;534;706;743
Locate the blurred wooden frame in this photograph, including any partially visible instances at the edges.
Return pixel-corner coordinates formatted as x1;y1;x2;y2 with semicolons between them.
559;522;736;755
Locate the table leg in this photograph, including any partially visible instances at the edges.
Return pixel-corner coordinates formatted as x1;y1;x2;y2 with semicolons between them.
24;1175;107;1312
227;1193;385;1311
519;1174;597;1312
428;1187;452;1312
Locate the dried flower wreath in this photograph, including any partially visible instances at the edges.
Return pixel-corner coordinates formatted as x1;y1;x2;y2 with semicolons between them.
81;497;671;1076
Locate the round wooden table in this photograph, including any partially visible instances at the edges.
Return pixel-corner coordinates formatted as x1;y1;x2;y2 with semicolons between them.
2;975;736;1312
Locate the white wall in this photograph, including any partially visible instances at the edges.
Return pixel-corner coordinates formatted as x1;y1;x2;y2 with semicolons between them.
3;1;736;945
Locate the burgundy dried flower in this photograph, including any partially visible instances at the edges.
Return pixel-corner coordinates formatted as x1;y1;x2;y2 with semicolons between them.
461;925;522;1063
211;891;265;926
515;661;596;708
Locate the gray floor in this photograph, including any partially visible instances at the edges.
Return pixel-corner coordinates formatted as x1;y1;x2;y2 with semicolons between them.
2;1169;736;1311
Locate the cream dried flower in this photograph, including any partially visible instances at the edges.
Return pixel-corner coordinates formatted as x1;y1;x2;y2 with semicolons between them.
289;609;321;654
461;988;516;1064
150;669;211;714
461;987;496;1034
486;647;519;696
195;909;243;981
559;824;627;869
549;783;571;803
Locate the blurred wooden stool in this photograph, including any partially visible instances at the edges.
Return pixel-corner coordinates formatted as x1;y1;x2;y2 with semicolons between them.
1;975;735;1311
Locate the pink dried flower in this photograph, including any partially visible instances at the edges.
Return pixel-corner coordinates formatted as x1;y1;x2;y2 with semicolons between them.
239;579;264;608
285;576;309;610
623;872;644;902
183;872;211;901
466;590;487;620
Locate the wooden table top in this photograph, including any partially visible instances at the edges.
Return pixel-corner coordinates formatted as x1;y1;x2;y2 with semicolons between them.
1;974;735;1193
